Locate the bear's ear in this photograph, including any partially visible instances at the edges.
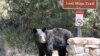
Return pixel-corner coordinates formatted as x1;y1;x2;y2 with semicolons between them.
32;28;37;33
42;27;46;32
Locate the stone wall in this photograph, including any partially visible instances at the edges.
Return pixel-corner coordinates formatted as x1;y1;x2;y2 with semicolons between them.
67;37;100;56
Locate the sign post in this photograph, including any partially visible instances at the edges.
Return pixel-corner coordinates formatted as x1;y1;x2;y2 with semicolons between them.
77;26;81;37
75;10;84;37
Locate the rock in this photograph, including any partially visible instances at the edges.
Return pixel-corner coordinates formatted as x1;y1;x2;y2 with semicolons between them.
66;45;73;54
85;45;99;48
72;53;90;56
85;47;90;54
95;49;100;56
69;45;84;54
68;54;73;56
68;38;88;45
87;38;100;45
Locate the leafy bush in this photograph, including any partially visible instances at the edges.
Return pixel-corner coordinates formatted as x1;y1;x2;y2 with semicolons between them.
2;27;38;54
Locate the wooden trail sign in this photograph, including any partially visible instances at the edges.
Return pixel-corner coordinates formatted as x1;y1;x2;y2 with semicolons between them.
62;0;98;9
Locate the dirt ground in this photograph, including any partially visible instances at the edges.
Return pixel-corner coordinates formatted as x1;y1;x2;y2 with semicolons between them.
52;50;58;56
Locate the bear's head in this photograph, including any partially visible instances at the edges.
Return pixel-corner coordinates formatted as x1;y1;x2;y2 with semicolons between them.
32;28;47;43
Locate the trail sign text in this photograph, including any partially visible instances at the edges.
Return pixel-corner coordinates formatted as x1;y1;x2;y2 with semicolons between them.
63;0;97;9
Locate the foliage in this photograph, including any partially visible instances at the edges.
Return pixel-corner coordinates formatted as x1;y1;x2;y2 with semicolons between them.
2;27;38;54
82;2;100;38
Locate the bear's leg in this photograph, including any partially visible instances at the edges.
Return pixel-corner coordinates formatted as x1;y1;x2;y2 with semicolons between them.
45;37;53;56
58;47;66;56
38;48;45;56
45;50;52;56
45;43;53;56
45;45;53;56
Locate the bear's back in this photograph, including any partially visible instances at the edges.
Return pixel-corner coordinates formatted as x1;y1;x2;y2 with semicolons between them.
46;28;73;49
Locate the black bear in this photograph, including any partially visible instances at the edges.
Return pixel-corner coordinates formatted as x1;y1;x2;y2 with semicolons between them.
32;28;73;56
